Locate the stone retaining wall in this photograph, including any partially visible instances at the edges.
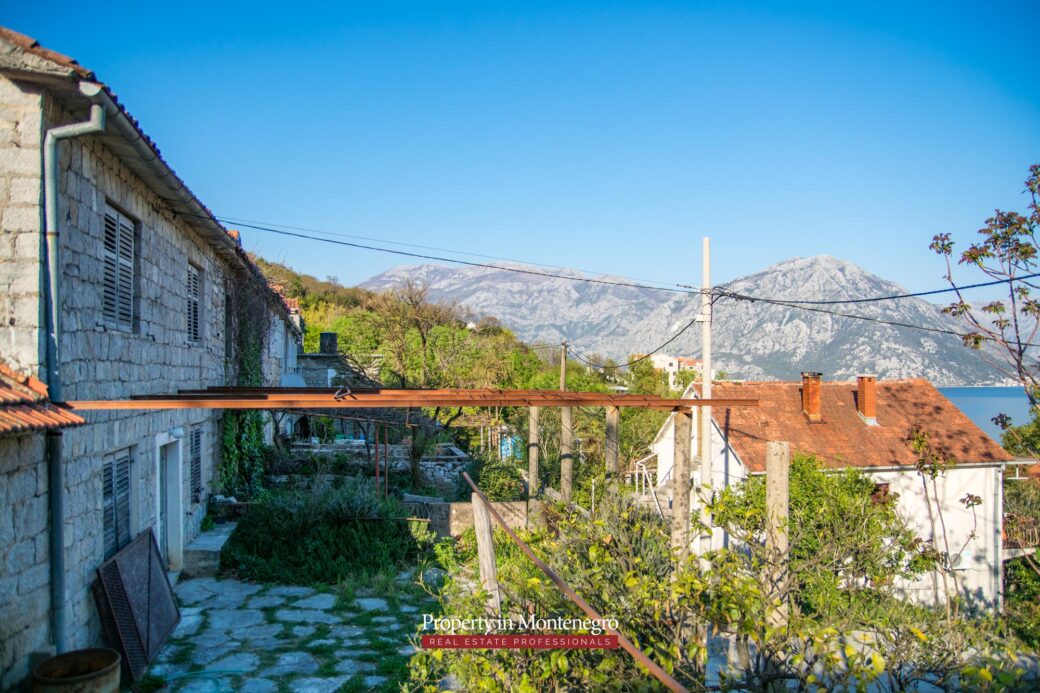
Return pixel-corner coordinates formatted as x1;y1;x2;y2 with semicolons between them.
406;499;543;538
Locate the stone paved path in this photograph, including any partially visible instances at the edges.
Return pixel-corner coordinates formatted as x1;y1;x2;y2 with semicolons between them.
148;574;435;692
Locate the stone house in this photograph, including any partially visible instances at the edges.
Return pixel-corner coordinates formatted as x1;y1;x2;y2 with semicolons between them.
0;28;299;689
651;373;1012;609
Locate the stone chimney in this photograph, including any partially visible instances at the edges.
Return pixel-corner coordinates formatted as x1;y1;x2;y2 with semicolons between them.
319;332;338;355
801;372;822;422
857;375;878;425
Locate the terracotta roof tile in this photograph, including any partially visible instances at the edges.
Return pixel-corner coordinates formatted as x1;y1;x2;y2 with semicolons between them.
0;27;300;337
0;26;94;79
0;362;85;435
706;378;1012;473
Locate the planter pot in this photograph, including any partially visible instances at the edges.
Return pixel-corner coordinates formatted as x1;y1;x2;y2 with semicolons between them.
32;648;120;693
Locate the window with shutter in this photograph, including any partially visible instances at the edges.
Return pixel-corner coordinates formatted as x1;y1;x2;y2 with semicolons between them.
102;205;136;331
102;449;133;559
190;427;203;504
187;264;202;342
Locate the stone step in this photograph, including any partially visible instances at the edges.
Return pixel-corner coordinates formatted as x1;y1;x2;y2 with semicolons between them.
183;522;236;578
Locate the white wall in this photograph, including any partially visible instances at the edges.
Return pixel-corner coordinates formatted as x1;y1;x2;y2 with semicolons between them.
650;409;1004;607
871;464;1003;609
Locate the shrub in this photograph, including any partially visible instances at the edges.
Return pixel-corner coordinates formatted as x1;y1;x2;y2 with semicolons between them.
221;477;433;585
461;454;526;502
409;463;1039;691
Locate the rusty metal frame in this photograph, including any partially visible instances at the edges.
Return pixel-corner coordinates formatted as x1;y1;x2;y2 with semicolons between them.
67;386;757;412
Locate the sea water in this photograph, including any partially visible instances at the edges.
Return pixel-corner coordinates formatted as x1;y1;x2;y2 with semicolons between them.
939;386;1032;442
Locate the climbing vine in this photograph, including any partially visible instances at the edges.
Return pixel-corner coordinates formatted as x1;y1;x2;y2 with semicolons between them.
220;272;271;497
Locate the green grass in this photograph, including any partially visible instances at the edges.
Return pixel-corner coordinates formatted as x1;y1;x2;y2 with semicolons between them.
337;676;368;693
167;643;194;666
346;611;378;627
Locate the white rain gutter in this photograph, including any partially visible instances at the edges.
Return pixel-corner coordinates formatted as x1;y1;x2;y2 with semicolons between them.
43;82;105;402
42;81;105;654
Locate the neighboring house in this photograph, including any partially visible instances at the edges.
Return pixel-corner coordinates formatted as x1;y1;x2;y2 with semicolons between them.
651;373;1013;609
0;28;299;688
297;332;377;391
646;353;701;390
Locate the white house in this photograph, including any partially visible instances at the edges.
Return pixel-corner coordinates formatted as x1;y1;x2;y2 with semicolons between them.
646;354;701;390
651;372;1012;609
0;27;300;688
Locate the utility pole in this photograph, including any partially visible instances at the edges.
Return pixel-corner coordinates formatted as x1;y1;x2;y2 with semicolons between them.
560;338;573;502
698;237;714;558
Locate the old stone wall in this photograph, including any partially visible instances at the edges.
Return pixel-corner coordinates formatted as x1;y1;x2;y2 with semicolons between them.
0;74;287;688
42;88;232;653
408;499;542;538
0;78;44;377
0;434;49;690
288;444;469;491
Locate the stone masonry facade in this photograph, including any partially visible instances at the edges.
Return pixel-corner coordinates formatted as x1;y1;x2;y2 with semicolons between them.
0;70;296;688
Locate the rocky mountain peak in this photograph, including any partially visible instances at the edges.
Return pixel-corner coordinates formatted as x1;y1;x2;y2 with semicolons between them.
360;256;1009;385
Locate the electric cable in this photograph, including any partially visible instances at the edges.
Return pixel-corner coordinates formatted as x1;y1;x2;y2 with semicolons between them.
183;213;694;295
216;215;683;290
715;289;1040;345
700;272;1040;305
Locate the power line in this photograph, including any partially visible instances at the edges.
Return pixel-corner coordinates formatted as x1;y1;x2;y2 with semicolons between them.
193;211;1040;348
207;218;694;295
715;289;1040;345
206;212;1038;309
217;215;684;291
708;272;1040;306
570;316;702;370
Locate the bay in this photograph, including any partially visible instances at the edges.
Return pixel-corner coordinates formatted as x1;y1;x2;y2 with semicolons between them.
939;386;1031;442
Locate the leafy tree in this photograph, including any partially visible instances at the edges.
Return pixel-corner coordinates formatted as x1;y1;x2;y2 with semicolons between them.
410;459;1036;691
930;164;1040;407
625;358;670;396
930;164;1040;640
674;367;700;393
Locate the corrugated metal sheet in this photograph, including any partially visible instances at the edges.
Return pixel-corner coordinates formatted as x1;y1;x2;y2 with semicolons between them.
0;362;84;435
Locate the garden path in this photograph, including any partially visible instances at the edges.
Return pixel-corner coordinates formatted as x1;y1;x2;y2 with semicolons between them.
147;574;434;692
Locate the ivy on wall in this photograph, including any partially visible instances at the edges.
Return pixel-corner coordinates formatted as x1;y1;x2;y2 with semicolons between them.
220;275;271;497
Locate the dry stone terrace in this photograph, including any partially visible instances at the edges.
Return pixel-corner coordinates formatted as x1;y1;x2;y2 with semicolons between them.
149;574;436;692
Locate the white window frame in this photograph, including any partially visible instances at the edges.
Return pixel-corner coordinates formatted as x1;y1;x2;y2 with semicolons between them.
102;203;136;332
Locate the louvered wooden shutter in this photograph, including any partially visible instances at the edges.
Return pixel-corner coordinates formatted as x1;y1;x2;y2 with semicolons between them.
102;457;115;558
103;450;133;558
190;428;203;503
102;205;135;331
187;264;201;342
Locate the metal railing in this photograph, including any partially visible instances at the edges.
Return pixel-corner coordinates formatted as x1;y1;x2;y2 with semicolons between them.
625;454;665;518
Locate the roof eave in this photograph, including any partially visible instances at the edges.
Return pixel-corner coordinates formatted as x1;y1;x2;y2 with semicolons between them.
0;47;298;333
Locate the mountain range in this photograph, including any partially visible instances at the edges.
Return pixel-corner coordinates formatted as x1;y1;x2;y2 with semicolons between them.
360;256;1013;386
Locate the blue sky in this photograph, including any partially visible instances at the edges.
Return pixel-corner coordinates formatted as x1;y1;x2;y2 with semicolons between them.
5;1;1039;294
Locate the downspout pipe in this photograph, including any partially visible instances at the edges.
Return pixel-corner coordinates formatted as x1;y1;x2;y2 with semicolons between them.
42;81;106;654
44;84;105;402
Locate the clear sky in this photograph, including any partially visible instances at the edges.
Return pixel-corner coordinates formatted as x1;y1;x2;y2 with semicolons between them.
4;1;1038;294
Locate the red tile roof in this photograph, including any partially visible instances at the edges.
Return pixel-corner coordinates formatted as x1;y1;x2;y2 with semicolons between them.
0;26;94;79
0;363;85;435
706;378;1012;473
0;27;301;337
